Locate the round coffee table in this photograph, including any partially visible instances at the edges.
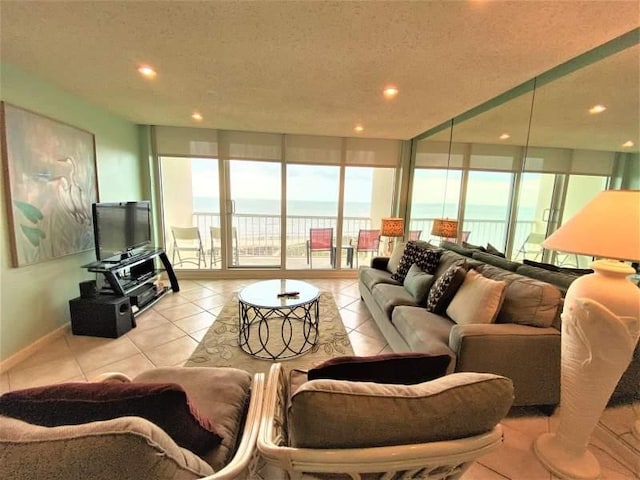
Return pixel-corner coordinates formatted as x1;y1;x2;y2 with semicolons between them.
238;279;320;360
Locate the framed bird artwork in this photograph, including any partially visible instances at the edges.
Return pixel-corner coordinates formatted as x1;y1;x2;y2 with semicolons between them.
0;102;98;267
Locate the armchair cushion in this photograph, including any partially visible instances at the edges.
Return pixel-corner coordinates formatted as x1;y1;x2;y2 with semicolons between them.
288;372;514;448
133;366;252;472
0;382;221;456
307;352;451;385
0;414;214;480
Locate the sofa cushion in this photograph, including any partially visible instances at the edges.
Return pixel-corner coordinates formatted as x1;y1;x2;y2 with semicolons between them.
0;415;214;480
287;372;514;448
471;250;520;272
426;264;467;314
386;241;407;273
462;241;486;252
392;306;455;357
435;250;482;278
0;381;221;456
516;265;578;295
359;266;400;293
390;241;442;282
440;241;476;257
523;259;593;276
133;367;251;471
476;264;561;328
403;264;435;304
447;269;507;325
307;352;451;385
372;283;418;317
485;243;506;257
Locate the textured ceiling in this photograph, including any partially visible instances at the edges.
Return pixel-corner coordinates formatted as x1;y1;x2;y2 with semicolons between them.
1;1;638;140
428;44;640;152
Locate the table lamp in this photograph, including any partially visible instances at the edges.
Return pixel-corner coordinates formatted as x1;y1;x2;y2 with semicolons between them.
533;189;640;480
431;218;459;243
380;217;404;255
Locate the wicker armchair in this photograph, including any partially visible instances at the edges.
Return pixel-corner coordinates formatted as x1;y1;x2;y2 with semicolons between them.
1;367;265;480
258;363;512;480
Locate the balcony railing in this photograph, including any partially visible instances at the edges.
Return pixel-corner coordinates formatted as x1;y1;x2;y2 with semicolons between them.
182;212;537;267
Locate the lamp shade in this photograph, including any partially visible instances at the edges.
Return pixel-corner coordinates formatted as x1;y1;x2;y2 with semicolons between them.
542;190;640;261
381;218;404;237
431;218;459;238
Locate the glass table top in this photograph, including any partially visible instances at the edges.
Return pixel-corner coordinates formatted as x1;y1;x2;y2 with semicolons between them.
238;279;319;308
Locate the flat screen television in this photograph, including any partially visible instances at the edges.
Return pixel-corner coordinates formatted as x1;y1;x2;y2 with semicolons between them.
92;201;152;262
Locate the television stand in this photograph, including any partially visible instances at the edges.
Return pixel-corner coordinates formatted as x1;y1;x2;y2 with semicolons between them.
70;249;179;337
82;248;179;300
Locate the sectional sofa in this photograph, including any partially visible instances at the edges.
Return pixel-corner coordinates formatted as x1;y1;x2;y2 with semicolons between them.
358;240;639;408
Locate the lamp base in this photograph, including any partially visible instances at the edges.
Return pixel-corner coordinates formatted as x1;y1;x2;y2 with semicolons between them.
534;260;640;479
534;433;600;480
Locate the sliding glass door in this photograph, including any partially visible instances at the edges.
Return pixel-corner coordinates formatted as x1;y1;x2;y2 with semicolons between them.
227;160;282;268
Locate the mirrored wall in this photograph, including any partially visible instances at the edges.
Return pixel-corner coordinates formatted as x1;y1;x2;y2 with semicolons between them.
408;32;639;267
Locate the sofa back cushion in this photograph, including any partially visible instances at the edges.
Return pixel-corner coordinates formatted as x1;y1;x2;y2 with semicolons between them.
516;264;578;296
0;415;214;480
471;251;521;272
476;264;561;328
287;372;514;448
435;250;482;278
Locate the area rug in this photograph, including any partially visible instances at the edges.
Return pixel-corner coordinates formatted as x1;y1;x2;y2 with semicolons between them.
184;292;354;376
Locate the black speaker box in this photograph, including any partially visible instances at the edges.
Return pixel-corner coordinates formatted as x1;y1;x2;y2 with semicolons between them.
79;280;97;298
69;295;133;338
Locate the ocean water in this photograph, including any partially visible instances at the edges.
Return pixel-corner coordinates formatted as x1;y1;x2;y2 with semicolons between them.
193;197;534;221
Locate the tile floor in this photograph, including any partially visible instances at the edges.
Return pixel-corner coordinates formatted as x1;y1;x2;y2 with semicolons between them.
1;278;636;479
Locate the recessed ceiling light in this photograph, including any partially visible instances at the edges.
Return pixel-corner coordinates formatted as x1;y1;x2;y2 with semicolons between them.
499;133;511;140
137;65;157;79
383;86;399;99
588;104;607;114
191;112;203;122
622;140;635;148
354;125;364;133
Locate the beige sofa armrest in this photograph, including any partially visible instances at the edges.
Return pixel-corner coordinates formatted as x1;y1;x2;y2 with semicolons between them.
449;323;561;407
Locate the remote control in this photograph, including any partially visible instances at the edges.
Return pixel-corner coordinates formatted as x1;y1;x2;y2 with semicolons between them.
277;291;300;298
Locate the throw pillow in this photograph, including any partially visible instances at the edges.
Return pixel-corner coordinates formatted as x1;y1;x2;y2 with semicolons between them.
0;382;221;456
425;264;467;314
386;241;407;273
403;264;435;304
446;269;507;325
485;243;506;258
307;352;451;385
391;241;442;282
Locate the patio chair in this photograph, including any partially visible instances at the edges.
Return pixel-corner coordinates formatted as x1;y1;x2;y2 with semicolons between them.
354;229;380;267
516;232;546;261
170;226;206;268
209;226;240;266
307;228;334;268
441;230;471;244
258;363;513;480
408;230;422;240
0;367;265;480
